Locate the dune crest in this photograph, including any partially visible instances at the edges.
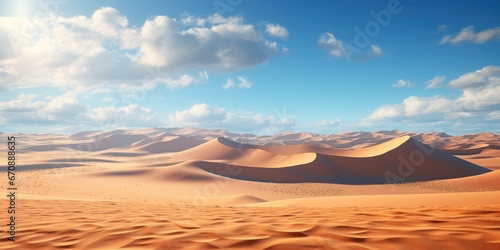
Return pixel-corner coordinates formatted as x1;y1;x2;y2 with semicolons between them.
174;136;491;184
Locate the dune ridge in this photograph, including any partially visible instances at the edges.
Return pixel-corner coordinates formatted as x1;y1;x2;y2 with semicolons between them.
170;135;491;184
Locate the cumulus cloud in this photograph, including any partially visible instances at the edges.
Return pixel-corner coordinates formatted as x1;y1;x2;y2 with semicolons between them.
448;66;500;89
392;79;413;88
426;75;446;89
223;76;252;89
139;13;282;71
89;104;161;127
363;65;500;132
265;23;289;40
0;92;161;129
0;8;286;91
0;92;87;125
168;103;296;132
440;26;500;45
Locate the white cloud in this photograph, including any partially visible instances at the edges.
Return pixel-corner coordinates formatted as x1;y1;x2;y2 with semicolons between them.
222;76;253;89
364;104;402;121
91;7;129;36
0;92;161;129
318;33;346;58
222;78;235;89
426;75;446;89
487;111;500;120
168;103;296;132
265;23;289;40
168;103;226;125
313;118;343;128
0;92;87;125
156;71;209;90
449;66;500;89
180;15;207;27
392;79;413;88
0;8;286;92
140;13;282;71
370;45;382;56
317;33;381;61
363;66;500;133
440;26;500;45
89;104;160;127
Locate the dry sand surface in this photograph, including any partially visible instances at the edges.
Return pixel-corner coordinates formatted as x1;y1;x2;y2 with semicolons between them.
1;128;499;249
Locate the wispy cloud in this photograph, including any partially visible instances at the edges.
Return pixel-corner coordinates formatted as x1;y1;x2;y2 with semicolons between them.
318;33;382;61
222;76;253;89
392;79;413;88
440;26;500;45
426;75;446;89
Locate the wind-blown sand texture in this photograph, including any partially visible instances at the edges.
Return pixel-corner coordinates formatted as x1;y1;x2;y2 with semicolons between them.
1;128;499;249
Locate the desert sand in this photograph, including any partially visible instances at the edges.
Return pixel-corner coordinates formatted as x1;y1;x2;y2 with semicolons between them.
1;128;499;249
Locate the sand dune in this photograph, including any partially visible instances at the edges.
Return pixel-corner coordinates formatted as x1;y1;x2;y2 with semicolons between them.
173;136;490;184
135;135;205;153
2;128;499;249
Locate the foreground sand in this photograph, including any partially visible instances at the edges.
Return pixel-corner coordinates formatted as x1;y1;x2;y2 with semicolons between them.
2;199;499;250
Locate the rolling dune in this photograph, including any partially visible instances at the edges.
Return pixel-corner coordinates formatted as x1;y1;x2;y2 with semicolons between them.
177;136;490;184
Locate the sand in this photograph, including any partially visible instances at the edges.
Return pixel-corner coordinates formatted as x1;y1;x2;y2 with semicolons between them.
1;128;499;249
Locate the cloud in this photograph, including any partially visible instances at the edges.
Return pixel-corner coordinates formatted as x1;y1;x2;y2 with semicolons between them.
363;65;500;133
308;118;344;132
370;45;382;56
317;33;382;61
89;104;160;127
392;79;413;88
426;75;446;89
0;92;87;125
437;25;448;33
265;23;289;40
487;111;500;120
157;71;209;90
0;92;161;129
440;26;500;45
0;8;286;92
449;66;500;89
318;33;346;58
168;103;296;133
139;13;283;71
180;15;207;27
222;76;252;89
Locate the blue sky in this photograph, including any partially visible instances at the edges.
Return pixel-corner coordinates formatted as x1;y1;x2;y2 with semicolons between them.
0;0;499;135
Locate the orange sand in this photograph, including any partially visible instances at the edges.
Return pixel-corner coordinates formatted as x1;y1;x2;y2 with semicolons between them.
1;128;499;249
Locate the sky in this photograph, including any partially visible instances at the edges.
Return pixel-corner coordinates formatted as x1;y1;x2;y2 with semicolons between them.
0;0;499;135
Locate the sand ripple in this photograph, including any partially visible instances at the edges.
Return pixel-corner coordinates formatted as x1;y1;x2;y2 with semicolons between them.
2;199;499;250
